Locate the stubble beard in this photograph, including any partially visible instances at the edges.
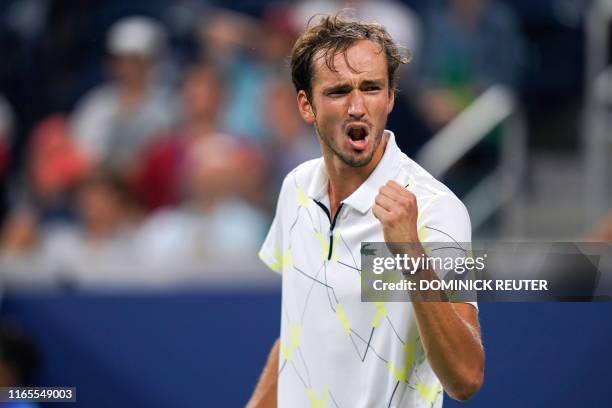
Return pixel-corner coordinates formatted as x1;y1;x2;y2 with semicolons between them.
314;122;385;168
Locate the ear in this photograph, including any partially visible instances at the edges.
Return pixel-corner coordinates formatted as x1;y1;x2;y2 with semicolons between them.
297;90;316;124
387;90;395;114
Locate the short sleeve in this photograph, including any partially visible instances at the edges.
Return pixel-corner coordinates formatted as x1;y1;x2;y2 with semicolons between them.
417;194;478;310
417;194;471;244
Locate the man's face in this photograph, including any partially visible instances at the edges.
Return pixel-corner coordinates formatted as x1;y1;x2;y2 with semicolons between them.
182;68;223;121
110;54;152;85
297;40;395;168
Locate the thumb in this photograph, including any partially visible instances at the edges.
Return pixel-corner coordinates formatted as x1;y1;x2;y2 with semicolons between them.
372;203;386;224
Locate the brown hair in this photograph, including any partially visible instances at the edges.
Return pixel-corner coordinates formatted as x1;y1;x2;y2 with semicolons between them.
290;13;410;102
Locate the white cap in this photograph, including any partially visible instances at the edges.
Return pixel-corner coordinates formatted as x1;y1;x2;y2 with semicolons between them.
107;16;166;57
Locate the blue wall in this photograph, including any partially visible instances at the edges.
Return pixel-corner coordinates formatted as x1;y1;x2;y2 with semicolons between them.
1;292;611;407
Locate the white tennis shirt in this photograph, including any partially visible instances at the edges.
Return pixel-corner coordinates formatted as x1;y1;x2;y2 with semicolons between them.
259;130;474;408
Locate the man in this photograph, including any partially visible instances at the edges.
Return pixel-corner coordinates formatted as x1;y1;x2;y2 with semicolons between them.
71;16;176;172
249;15;484;408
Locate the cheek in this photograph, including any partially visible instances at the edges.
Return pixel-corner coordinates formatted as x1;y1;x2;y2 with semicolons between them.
372;98;392;123
374;96;391;112
315;114;341;139
315;102;344;127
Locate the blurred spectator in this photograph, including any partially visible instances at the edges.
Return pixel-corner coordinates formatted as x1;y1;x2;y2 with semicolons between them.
26;115;90;222
197;8;281;142
0;114;89;250
37;170;143;280
417;0;526;130
135;63;265;211
0;210;38;258
71;16;177;173
263;79;320;192
257;5;299;77
136;131;268;267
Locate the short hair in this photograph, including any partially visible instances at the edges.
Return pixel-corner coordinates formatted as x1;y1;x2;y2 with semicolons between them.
77;169;138;208
290;14;409;101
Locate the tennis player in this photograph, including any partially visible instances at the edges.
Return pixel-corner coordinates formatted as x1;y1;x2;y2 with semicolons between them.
248;14;484;408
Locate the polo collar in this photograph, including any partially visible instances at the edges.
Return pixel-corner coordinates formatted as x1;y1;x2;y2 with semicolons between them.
306;130;403;214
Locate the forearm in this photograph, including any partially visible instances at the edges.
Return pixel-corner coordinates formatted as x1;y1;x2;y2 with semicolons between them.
371;181;484;399
247;338;279;408
410;278;484;401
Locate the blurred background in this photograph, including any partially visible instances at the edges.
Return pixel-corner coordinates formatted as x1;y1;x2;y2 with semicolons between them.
0;0;610;407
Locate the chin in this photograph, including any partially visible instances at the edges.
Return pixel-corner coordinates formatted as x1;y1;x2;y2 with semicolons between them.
341;151;374;168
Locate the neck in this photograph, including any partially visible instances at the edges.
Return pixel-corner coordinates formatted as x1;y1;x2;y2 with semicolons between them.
86;220;121;243
324;132;389;218
120;77;147;95
118;81;147;112
186;117;216;138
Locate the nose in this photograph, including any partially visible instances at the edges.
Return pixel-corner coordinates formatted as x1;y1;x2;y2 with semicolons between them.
347;91;366;120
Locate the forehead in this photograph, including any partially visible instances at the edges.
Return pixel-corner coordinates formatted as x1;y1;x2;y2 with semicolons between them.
311;40;387;86
184;68;218;86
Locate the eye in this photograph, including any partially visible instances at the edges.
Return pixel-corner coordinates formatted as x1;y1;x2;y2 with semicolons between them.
363;85;381;92
328;88;349;96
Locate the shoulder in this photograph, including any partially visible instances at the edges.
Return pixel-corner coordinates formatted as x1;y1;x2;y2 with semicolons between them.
277;157;323;198
396;153;455;197
397;155;471;242
41;224;81;247
75;84;116;109
71;85;117;125
286;157;322;183
39;224;84;261
139;207;185;237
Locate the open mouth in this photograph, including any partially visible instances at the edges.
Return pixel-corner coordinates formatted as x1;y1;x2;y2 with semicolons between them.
346;124;369;150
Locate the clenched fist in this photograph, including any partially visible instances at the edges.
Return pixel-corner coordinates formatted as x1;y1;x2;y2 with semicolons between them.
373;180;422;256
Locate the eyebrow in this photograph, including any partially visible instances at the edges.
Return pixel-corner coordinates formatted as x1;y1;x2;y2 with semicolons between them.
322;78;387;94
360;79;386;88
